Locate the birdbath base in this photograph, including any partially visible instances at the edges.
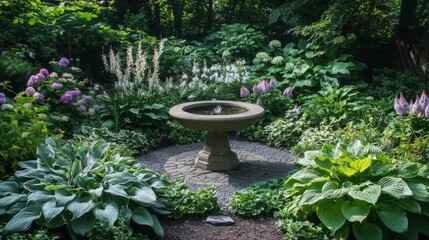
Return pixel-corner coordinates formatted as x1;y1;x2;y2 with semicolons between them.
194;131;239;171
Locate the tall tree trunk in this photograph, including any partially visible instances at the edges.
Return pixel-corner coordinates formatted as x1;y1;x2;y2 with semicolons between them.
398;0;417;35
204;0;213;34
171;0;183;38
153;0;162;38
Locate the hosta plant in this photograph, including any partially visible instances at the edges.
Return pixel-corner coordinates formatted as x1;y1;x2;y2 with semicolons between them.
0;138;170;239
283;140;429;240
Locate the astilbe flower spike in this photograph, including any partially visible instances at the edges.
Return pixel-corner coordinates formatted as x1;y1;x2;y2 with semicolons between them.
269;79;277;89
240;86;250;97
420;90;429;109
411;96;422;113
283;86;293;97
257;80;270;93
425;105;429;117
253;84;262;94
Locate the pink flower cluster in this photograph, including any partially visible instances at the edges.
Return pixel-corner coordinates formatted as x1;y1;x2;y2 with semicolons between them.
394;91;429;117
27;68;49;87
239;79;293;98
0;92;5;104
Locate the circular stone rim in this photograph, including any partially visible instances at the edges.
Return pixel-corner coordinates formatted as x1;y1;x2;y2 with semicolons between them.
168;100;265;122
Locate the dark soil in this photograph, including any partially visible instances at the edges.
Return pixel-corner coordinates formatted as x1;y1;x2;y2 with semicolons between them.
155;215;284;240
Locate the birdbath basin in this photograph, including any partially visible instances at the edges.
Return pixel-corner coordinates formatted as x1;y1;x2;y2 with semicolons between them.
169;100;264;171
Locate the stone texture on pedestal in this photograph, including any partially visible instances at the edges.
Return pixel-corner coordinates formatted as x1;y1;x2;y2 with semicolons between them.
164;150;269;186
195;150;239;171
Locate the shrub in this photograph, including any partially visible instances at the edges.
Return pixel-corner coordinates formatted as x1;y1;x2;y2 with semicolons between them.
283;140;429;239
0;138;170;238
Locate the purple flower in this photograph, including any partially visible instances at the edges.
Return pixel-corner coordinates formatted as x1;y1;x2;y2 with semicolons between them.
59;58;70;68
51;83;63;90
39;68;49;77
25;87;36;96
411;96;422;113
240;86;250;97
93;104;101;111
33;92;44;102
257;80;270;93
282;86;293;97
70;89;81;97
35;73;46;82
425;105;429;117
78;105;86;111
269;79;277;89
23;102;32;107
27;75;37;87
394;93;410;116
256;99;263;107
420;90;429;109
60;92;74;104
83;96;91;102
253;84;262;94
0;92;5;104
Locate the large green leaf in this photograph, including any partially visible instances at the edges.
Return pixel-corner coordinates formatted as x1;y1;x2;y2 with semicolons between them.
337;167;357;177
132;207;154;226
408;182;429;202
348;182;381;204
43;200;64;222
350;158;371;173
55;188;75;206
396;162;420;178
395;199;421;214
67;198;95;220
321;181;349;199
378;177;412;199
27;191;54;204
316;199;345;232
347;140;364;156
376;203;408;233
352;222;382;240
341;200;371;222
4;205;42;233
287;168;326;183
71;214;95;236
330;62;351;75
93;202;119;226
299;189;323;206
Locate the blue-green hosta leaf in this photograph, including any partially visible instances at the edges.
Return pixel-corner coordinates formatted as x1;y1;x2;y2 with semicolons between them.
90;141;110;160
23;179;46;191
89;184;103;198
151;214;164;237
0;193;25;208
27;191;54;204
67;198;95;220
321;181;349;199
0;182;18;196
378;177;412;199
395;199;421;214
371;161;395;176
17;160;37;169
44;214;65;229
348;182;381;205
93;202;119;226
15;167;45;180
130;186;157;205
132;207;153;226
341;200;371;222
316;199;345;232
396;162;420;178
105;172;138;186
55;188;75;206
4;205;42;233
71;213;96;236
352;222;382;240
321;143;344;159
105;184;128;198
408;182;429;202
71;160;83;183
313;156;334;170
42;200;64;222
376;203;408;233
6;201;26;215
350;158;371;173
37;144;56;168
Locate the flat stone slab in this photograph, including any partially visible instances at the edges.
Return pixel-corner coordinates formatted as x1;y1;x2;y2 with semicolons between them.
206;215;235;226
164;150;269;186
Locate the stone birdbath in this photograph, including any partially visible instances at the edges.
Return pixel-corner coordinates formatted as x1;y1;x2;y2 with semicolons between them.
169;100;264;171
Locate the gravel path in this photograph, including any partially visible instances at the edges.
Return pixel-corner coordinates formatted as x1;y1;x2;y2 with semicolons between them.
137;139;297;209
